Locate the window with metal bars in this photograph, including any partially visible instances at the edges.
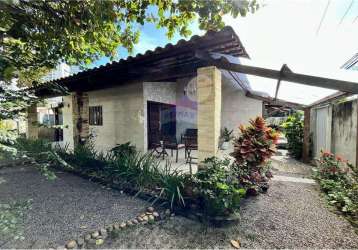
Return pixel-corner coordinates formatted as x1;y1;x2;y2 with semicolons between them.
89;106;103;126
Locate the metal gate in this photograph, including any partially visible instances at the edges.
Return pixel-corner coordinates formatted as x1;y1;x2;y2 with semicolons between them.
315;106;331;157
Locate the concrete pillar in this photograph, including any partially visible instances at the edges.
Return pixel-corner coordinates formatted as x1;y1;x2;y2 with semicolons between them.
197;66;222;164
26;104;39;139
72;92;89;147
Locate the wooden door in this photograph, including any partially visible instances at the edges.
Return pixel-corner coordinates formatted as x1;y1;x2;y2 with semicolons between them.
147;101;176;149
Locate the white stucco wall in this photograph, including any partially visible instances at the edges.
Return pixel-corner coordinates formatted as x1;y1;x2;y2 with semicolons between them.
62;95;74;151
87;82;145;153
221;76;263;136
60;73;262;153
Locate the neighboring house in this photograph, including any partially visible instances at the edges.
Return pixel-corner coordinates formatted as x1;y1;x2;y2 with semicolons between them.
35;63;72;142
29;27;266;162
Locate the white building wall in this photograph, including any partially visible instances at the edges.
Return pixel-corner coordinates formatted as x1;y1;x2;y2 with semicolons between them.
87;82;145;153
221;76;262;136
62;95;75;150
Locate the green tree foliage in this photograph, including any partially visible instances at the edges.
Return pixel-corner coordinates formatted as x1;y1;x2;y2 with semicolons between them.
281;111;304;159
0;0;259;84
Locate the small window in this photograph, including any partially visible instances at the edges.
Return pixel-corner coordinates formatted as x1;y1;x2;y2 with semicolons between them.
89;106;103;126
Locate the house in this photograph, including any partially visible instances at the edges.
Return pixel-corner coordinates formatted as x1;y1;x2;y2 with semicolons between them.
28;27;266;163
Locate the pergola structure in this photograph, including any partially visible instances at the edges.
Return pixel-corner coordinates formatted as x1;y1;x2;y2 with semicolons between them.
195;51;358;163
31;26;358;164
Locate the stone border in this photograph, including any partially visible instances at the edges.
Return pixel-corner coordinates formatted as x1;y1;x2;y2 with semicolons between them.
60;206;171;249
57;167;241;227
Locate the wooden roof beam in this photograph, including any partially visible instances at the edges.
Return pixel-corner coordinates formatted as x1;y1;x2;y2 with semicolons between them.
196;51;358;94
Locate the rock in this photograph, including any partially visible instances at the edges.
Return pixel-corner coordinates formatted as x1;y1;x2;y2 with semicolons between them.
127;220;133;227
171;213;175;217
142;215;149;221
113;223;120;231
66;240;77;249
147;206;155;213
165;209;171;216
91;231;100;239
140;213;146;218
153;211;160;220
106;225;113;232
86;239;96;246
137;216;144;222
56;246;66;250
132;219;139;224
99;228;107;238
148;215;155;223
76;238;85;248
120;222;126;229
230;239;240;249
84;234;91;242
95;239;104;246
146;211;153;215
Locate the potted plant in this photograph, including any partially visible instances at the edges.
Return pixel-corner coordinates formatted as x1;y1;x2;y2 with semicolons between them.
220;127;234;150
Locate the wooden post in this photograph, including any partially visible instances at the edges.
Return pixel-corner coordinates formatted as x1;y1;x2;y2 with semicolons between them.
302;107;311;163
72;92;89;147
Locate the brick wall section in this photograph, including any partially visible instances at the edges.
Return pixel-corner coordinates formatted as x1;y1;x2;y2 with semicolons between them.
197;66;222;164
26;104;39;139
72;92;89;146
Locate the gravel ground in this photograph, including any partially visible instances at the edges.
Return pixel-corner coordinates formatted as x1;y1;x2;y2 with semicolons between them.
99;153;358;249
0;166;149;249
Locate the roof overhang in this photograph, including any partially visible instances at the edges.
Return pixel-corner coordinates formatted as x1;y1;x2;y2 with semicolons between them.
34;26;249;97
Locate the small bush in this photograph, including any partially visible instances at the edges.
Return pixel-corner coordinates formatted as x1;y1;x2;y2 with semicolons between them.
281;112;304;159
232;117;278;166
314;151;358;222
231;117;278;194
192;157;246;216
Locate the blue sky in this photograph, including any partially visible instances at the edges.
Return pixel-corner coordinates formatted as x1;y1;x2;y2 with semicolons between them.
91;0;358;105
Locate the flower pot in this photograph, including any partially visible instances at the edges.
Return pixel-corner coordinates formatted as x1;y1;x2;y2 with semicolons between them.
221;141;229;150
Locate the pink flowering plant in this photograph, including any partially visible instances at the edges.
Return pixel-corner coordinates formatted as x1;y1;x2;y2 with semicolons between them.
315;151;358;224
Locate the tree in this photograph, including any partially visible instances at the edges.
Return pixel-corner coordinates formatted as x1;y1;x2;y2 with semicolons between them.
281;112;304;159
0;0;258;85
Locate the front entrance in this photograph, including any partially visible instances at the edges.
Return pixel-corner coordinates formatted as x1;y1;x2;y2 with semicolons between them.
147;101;176;149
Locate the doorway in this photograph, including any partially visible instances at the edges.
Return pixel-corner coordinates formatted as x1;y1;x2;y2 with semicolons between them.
147;101;176;149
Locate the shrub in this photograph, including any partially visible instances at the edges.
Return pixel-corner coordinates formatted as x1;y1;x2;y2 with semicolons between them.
281;112;304;159
56;141;187;209
110;142;136;158
220;127;234;142
193;157;246;216
232;117;278;166
314;151;358;221
231;117;278;195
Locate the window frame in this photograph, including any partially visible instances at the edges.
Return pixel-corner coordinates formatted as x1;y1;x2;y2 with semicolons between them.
89;106;103;126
